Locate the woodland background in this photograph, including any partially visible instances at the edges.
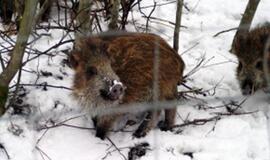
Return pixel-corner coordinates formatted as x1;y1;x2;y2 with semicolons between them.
0;0;269;160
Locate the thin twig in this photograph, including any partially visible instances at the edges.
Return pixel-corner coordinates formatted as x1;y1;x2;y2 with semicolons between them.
181;42;199;55
9;83;72;91
37;115;85;130
172;116;221;129
141;16;188;28
138;0;157;32
139;1;177;9
106;137;127;160
213;27;237;37
35;146;52;160
61;124;95;130
36;129;49;145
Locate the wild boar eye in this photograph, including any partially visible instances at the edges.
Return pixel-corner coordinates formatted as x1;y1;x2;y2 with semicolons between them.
255;60;263;70
86;66;98;77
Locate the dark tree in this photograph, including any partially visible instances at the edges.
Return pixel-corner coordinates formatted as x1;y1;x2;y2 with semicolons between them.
173;0;184;52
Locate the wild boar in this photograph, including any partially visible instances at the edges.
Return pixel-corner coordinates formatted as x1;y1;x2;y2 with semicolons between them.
70;32;185;139
232;23;270;95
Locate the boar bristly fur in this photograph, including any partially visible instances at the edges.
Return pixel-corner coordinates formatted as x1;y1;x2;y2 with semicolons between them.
232;23;270;95
71;32;185;139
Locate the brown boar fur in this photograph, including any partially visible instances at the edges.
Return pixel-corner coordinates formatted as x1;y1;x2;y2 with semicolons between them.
232;23;270;95
71;32;185;139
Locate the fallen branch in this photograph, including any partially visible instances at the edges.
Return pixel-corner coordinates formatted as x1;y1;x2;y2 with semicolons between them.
172;116;221;129
37;115;85;131
9;83;72;91
106;137;127;160
172;101;257;130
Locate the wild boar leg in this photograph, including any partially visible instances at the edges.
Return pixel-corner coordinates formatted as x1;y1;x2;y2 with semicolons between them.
95;114;120;140
133;110;161;138
159;108;176;131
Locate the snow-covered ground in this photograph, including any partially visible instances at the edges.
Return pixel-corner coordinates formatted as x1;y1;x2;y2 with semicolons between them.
1;0;270;160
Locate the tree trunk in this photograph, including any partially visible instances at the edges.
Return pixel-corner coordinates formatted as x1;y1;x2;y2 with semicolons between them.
0;0;38;115
231;0;260;53
75;0;92;42
120;0;135;30
34;0;52;24
108;0;120;31
173;0;184;52
14;0;25;28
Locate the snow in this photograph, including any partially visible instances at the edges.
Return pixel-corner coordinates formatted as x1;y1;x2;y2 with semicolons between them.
1;0;270;160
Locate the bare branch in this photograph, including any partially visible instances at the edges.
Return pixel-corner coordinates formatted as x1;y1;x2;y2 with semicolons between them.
138;0;156;32
0;0;38;115
213;27;238;37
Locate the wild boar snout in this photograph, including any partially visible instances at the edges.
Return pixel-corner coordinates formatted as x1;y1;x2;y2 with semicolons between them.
100;79;125;101
241;78;254;95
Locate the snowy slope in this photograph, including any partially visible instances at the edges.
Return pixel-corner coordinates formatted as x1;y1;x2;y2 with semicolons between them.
1;0;270;160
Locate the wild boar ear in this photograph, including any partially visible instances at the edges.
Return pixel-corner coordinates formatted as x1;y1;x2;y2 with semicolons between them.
69;50;82;68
